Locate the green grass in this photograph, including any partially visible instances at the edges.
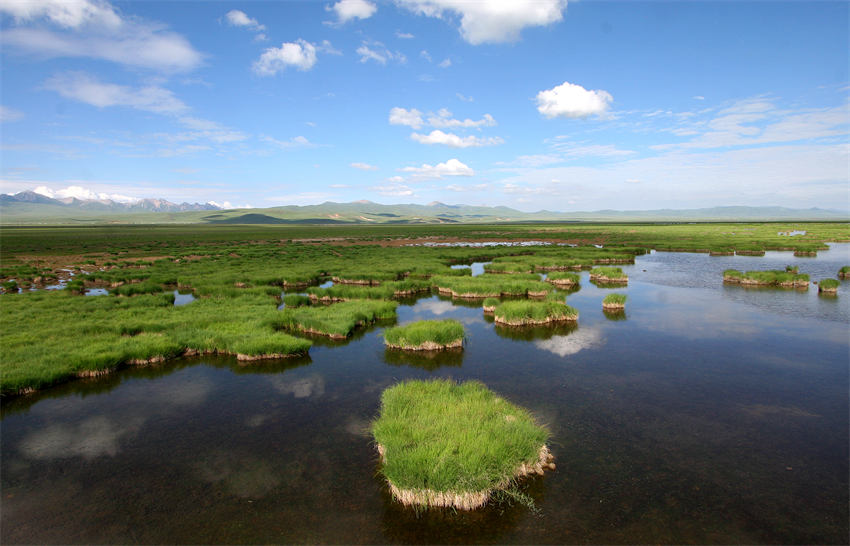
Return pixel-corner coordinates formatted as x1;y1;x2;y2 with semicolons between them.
371;379;549;509
602;293;627;308
546;271;580;285
819;278;840;292
723;269;809;287
282;294;311;307
589;267;628;282
384;319;465;350
273;299;397;338
493;300;578;325
431;275;550;298
839;266;850;279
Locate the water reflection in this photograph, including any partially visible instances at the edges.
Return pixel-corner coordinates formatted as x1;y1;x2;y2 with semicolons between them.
535;327;604;357
193;450;280;498
268;374;325;399
494;321;579;341
20;415;144;460
384;348;464;371
173;290;196;306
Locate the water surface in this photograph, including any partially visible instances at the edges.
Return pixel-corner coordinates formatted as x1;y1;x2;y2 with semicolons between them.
2;249;847;544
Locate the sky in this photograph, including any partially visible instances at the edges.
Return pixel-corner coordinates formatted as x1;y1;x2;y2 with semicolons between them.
0;0;848;212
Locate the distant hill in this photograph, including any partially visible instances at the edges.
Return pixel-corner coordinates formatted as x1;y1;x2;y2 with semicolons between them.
0;191;847;224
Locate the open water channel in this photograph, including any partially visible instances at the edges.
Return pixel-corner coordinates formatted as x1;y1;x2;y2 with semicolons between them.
2;246;848;544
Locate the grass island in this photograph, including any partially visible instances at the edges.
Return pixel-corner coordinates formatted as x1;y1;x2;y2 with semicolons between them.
839;266;850;279
723;269;810;288
602;293;627;310
546;271;580;288
384;319;464;351
818;278;839;294
493;300;579;326
589;266;629;284
371;379;552;510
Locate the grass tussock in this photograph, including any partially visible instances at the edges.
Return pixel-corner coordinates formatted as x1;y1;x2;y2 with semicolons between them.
839;266;850;279
372;379;550;510
384;319;464;350
493;300;578;326
589;266;628;283
818;278;839;293
546;271;580;287
431;275;550;299
274;299;397;338
723;269;809;288
602;293;627;309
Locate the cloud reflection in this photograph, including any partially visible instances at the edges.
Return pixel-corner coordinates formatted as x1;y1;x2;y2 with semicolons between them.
535;328;603;357
269;374;325;399
19;415;144;460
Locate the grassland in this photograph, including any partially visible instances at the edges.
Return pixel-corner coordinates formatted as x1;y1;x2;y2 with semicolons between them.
384;319;464;351
371;379;551;510
1;221;848;396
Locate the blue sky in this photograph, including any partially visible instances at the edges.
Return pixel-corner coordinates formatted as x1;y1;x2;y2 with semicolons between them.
1;0;848;211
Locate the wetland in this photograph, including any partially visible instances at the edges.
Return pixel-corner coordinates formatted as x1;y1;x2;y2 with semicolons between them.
1;223;848;544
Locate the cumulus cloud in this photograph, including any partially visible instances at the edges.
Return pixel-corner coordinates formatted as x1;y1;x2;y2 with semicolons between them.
350;162;378;170
396;0;567;44
328;0;377;23
389;107;424;129
427;108;496;128
43;72;187;113
356;40;406;64
536;81;613;119
224;9;265;31
401;158;473;179
411;130;503;148
0;0;202;72
253;39;318;75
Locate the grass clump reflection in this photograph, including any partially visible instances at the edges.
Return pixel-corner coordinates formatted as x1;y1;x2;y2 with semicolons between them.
372;379;551;510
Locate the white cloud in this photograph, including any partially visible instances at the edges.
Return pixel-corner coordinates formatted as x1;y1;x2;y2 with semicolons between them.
411;130;503;148
445;183;488;192
33;184;140;203
263;135;313;149
389;107;424;129
427;109;496;128
356;40;406;64
386;175;405;183
438;58;451;68
401;158;473;179
44;72;187;114
253;39;318;75
396;30;414;39
537;81;613;119
396;0;567;44
224;9;265;31
177;117;247;143
0;105;24;122
207;200;234;209
0;0;202;72
420;49;432;62
371;183;414;196
350;162;378;170
456;93;474;102
329;0;377;23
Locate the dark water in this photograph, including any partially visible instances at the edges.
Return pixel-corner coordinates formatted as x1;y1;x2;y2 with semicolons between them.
2;249;848;544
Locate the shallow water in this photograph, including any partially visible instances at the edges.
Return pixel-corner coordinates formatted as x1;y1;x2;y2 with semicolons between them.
2;249;848;544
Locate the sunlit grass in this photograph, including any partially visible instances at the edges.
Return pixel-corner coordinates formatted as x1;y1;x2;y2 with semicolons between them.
384;319;464;350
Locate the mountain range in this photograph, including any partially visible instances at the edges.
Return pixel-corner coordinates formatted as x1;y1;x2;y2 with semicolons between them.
1;191;847;224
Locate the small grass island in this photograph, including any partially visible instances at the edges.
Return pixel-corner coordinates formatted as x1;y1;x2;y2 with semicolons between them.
723;269;809;288
546;271;580;288
602;293;627;310
493;300;578;326
384;319;464;351
372;379;552;510
839;266;850;280
589;266;628;284
818;278;839;294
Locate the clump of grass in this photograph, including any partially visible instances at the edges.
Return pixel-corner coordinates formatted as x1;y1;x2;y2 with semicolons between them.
785;265;799;274
384;319;464;351
431;275;550;299
818;278;839;294
482;297;499;313
546;271;579;287
372;379;552;510
273;299;397;338
589;267;628;283
602;293;627;310
493;300;578;326
723;269;809;288
839;266;850;279
282;294;311;307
